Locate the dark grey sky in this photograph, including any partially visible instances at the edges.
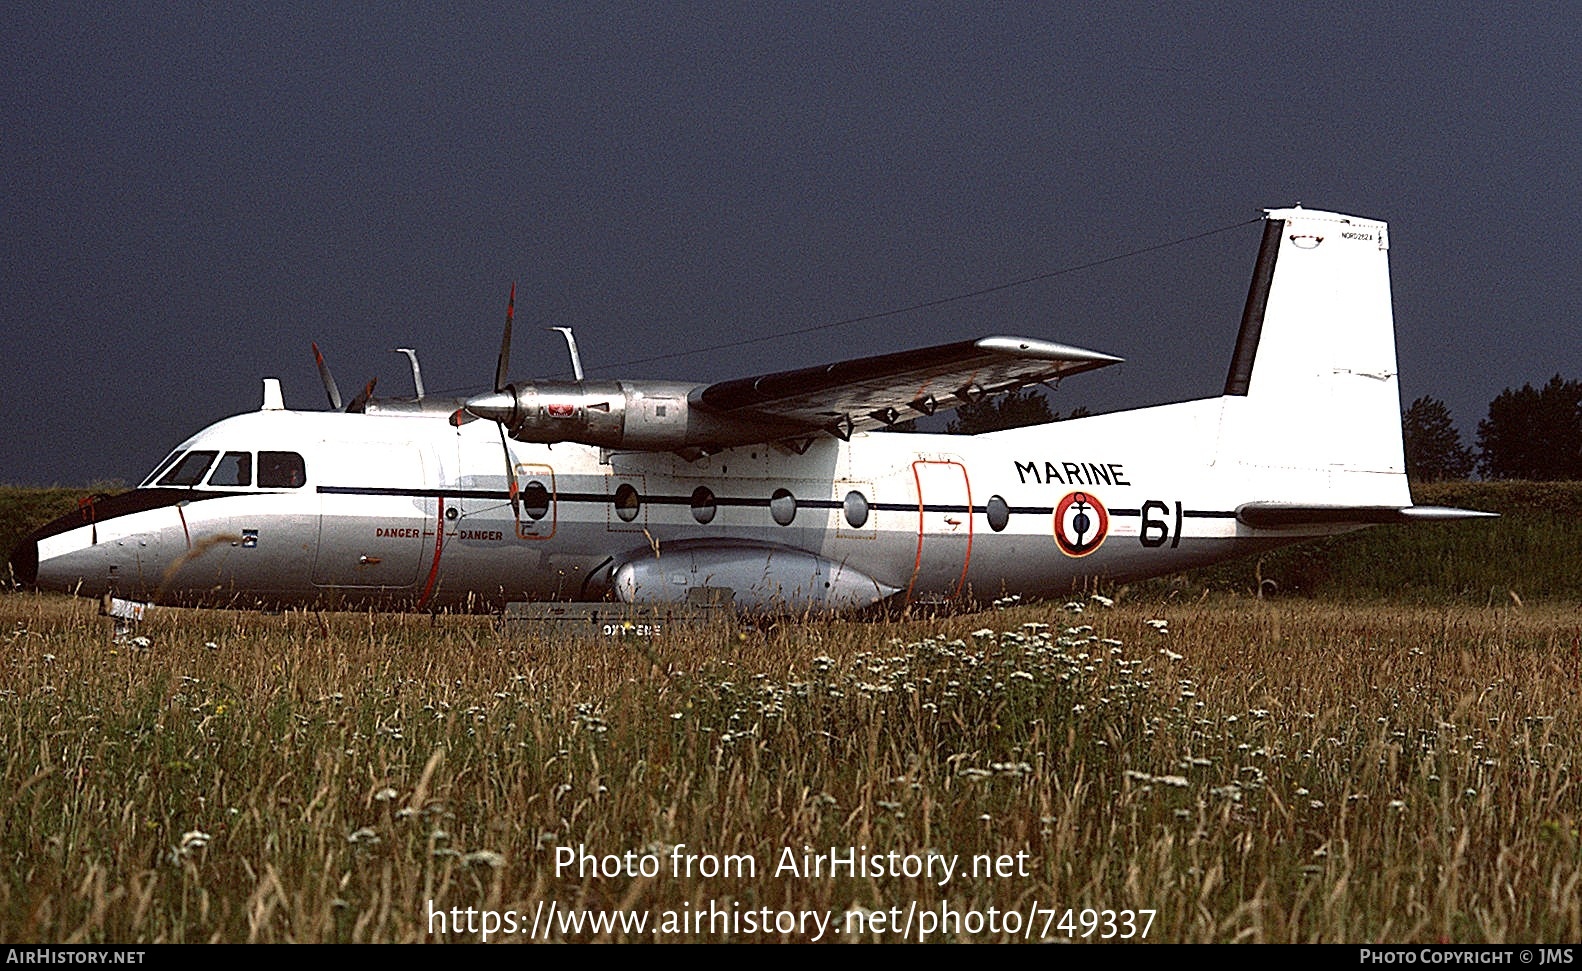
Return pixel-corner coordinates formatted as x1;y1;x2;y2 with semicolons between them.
5;4;1578;486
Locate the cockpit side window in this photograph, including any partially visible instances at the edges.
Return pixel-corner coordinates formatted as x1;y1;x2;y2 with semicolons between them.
157;450;219;487
258;451;306;488
208;451;252;487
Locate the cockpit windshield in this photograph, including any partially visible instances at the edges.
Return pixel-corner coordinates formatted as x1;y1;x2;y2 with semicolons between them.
156;450;219;487
140;448;185;488
208;451;252;487
140;447;305;489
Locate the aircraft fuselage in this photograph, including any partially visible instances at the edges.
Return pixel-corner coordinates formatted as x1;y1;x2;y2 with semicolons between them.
13;396;1358;612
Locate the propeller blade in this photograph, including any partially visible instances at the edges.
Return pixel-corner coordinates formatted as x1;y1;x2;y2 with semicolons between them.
498;422;520;521
481;283;520;521
494;282;515;394
346;376;377;414
312;342;344;411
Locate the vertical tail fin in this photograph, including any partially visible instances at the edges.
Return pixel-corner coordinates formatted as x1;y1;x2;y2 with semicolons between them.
1217;207;1407;499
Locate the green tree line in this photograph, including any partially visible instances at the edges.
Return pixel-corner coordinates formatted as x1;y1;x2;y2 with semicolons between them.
1405;375;1582;481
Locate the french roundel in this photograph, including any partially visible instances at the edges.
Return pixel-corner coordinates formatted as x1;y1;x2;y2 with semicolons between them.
1053;491;1108;557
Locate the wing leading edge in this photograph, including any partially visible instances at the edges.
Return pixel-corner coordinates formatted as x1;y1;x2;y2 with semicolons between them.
697;335;1122;440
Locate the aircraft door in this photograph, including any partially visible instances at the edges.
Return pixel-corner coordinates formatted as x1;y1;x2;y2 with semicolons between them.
313;442;429;588
908;460;972;602
509;464;556;539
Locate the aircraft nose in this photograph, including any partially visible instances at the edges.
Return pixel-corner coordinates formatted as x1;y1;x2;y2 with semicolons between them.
464;390;516;425
8;536;38;589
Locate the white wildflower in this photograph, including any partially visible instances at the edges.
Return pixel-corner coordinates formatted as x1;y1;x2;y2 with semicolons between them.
463;850;506;868
168;830;212;866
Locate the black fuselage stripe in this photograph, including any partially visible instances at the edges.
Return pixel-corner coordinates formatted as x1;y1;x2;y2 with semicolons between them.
38;485;1238;529
23;488;252;544
1108;509;1238;519
323;486;986;514
29;486;1240;552
316;485;1234;521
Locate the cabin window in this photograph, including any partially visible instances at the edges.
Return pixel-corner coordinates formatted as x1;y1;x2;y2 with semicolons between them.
770;488;797;526
258;451;306;488
158;450;218;487
986;495;1010;532
843;490;869;528
614;483;641;522
208;451;252;487
690;486;716;524
522;480;550;520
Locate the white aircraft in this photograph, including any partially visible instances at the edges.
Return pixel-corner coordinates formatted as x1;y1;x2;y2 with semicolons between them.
12;206;1491;613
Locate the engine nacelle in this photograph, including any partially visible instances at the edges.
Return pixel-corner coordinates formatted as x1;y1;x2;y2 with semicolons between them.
611;543;898;612
465;380;808;451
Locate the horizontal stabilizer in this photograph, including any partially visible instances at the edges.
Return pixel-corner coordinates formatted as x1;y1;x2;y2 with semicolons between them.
1236;503;1499;529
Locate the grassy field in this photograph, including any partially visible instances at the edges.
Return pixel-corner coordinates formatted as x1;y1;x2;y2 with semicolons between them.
1143;481;1582;603
2;591;1577;942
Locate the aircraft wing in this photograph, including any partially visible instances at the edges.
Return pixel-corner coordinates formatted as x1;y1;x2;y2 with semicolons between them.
697;335;1122;439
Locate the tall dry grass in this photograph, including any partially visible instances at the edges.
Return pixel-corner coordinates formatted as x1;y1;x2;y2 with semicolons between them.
1;591;1577;942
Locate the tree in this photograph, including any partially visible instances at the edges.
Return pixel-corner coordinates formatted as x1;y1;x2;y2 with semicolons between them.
1475;375;1582;480
946;388;1052;435
1401;396;1474;481
945;388;1087;435
877;388;1088;435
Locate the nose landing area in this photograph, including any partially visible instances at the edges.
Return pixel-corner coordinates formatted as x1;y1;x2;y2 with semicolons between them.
8;488;198;593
